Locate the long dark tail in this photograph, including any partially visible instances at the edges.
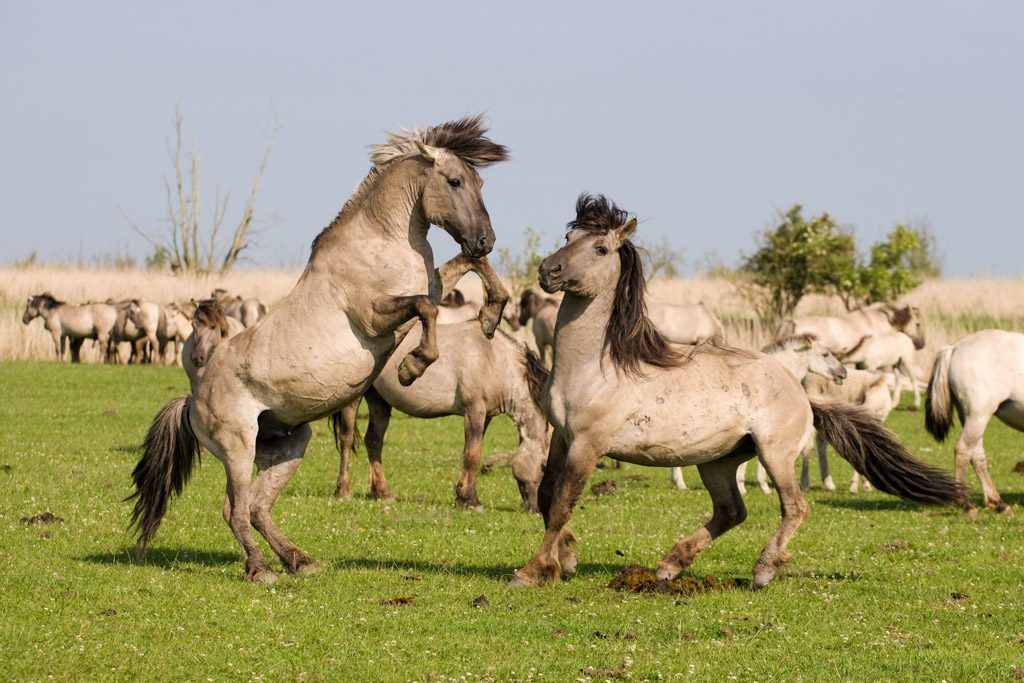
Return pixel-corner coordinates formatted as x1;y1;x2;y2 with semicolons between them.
925;346;955;442
126;396;201;548
810;397;966;507
523;346;550;409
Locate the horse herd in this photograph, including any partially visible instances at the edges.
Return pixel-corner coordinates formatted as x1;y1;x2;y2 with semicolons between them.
21;115;1022;589
21;288;268;365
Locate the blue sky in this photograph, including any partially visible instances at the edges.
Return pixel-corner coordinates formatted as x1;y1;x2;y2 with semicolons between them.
2;2;1022;275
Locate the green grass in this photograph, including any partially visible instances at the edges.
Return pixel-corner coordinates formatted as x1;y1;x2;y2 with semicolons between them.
1;362;1023;681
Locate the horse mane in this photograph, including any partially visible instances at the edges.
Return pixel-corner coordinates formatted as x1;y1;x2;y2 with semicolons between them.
193;299;230;336
32;293;63;309
311;114;508;257
521;345;550;410
762;333;818;354
570;194;686;377
890;305;912;328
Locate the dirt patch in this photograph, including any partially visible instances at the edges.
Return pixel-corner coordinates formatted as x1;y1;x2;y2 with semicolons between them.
103;409;118;418
580;663;628;678
881;540;908;552
380;596;415;606
470;594;489;608
591;480;617;496
1013;461;1024;474
608;564;747;594
20;512;64;525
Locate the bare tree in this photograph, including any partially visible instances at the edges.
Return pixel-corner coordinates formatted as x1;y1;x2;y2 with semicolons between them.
122;105;276;275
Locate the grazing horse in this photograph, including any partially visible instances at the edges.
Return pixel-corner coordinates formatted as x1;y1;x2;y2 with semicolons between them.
22;294;117;363
331;321;550;512
510;194;964;589
128;116;510;583
778;303;925;356
926;329;1024;514
518;289;559;364
181;299;246;392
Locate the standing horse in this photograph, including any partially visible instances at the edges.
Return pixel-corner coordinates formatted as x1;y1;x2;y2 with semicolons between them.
840;330;921;409
926;329;1024;514
331;321;550;512
778;303;925;356
125;300;169;363
128;116;510;583
647;301;725;344
510;194;964;588
22;294;117;363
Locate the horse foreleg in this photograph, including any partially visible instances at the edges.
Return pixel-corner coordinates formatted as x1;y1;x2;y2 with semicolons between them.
373;295;438;385
455;405;487;511
511;435;596;586
364;389;394;501
251;423;321;575
218;444;277;584
814;433;836;492
658;453;749;580
332;399;360;498
69;337;84;363
437;254;509;338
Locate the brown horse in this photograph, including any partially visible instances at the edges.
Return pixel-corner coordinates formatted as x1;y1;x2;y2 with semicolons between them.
331;321;550;512
511;194;964;589
128;116;510;583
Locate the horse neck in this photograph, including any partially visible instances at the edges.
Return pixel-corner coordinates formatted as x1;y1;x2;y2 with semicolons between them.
550;289;615;381
769;349;809;382
308;160;431;273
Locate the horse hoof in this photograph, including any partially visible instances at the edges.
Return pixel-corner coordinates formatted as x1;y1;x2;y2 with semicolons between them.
398;358;426;386
334;487;351;500
993;502;1012;515
245;568;278;585
296;559;324;577
508;570;539;588
655;563;681;582
478;310;500;339
964;505;979;518
752;567;775;589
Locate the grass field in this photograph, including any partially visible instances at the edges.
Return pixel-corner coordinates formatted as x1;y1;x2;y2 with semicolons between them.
2;362;1023;681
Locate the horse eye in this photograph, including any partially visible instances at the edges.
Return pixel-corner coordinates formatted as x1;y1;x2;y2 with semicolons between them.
596;245;608;256
447;177;461;188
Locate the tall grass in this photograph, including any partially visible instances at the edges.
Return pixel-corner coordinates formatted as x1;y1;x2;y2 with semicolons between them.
5;265;1024;362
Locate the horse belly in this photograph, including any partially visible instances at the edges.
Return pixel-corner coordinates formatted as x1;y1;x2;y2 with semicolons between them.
995;399;1024;432
605;403;749;468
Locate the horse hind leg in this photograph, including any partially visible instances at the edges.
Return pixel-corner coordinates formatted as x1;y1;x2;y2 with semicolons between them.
814;432;837;492
454;406;487;511
364;389;395;501
754;443;810;589
215;436;278;584
657;452;749;581
250;422;322;575
957;413;1008;514
332;400;360;499
670;466;688;491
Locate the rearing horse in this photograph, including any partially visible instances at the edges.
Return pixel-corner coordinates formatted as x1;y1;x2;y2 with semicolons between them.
512;194;965;589
128;116;510;583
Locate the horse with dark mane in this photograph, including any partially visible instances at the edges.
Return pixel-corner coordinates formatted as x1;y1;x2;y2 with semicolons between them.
128;115;510;583
511;193;965;589
22;293;117;363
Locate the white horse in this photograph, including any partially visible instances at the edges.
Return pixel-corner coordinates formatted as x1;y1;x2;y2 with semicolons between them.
647;301;725;344
926;329;1024;514
778;303;925;356
840;330;921;409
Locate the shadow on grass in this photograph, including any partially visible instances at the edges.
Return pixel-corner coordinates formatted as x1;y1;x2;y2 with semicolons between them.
815;497;926;512
330;556;622;582
81;546;240;569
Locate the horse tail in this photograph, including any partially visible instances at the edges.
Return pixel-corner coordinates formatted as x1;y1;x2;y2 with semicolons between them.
126;396;201;548
810;397;966;507
329;401;363;454
523;346;550;409
925;346;955;442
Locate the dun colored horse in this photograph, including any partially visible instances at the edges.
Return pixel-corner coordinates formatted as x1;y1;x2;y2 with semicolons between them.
331;321;550;512
128;116;510;583
22;294;117;363
511;194;964;589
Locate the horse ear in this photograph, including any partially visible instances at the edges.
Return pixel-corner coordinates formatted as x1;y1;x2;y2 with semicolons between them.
615;218;638;243
414;139;439;163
